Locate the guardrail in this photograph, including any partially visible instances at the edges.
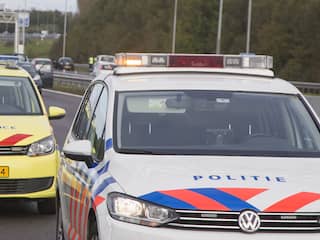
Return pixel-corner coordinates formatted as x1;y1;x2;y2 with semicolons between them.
53;72;320;95
53;71;93;94
74;63;89;68
290;81;320;94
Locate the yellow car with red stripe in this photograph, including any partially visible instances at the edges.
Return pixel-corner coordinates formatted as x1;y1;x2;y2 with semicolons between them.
0;63;65;214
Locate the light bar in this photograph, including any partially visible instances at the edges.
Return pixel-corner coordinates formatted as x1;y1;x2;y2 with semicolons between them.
116;53;168;67
115;53;273;69
170;55;223;68
0;60;18;69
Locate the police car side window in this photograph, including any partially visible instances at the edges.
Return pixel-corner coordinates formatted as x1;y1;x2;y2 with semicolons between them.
87;87;108;161
72;83;103;139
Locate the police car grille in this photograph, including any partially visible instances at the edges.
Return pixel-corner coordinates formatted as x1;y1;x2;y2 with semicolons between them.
167;210;320;232
259;212;320;231
0;177;54;194
0;146;28;155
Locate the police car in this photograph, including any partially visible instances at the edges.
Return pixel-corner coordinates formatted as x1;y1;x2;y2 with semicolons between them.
0;61;65;214
57;53;320;239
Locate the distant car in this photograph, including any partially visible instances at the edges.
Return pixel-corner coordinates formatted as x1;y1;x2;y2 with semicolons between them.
31;58;54;88
92;61;116;76
95;54;115;63
92;54;115;75
18;62;43;93
0;55;20;62
1;54;28;62
55;57;75;71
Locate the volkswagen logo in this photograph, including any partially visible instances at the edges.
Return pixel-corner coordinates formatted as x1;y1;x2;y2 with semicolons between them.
238;210;261;233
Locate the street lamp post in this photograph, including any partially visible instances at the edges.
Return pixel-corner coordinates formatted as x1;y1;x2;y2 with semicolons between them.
62;0;68;57
14;16;19;53
22;0;27;53
216;0;223;54
246;0;252;53
172;0;178;53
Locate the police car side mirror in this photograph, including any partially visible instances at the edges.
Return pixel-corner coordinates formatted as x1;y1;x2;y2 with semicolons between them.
63;140;93;163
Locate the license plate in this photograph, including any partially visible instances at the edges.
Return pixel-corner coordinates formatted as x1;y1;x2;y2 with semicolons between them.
0;166;9;178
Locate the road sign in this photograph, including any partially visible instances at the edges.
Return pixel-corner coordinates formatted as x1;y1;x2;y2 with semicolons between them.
18;12;30;28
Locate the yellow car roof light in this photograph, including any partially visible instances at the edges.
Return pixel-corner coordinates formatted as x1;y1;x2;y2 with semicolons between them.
0;60;19;70
115;53;273;69
6;61;19;70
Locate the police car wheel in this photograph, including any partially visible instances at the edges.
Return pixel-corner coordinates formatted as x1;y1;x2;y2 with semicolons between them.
38;198;56;214
56;199;65;240
87;216;99;240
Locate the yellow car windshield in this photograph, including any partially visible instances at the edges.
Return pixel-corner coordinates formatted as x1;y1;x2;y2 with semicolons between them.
0;76;42;115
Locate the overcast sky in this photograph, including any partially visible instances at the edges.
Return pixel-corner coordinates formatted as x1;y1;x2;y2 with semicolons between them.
0;0;78;12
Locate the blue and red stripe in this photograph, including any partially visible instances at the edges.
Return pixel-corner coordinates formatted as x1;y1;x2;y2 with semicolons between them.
140;188;262;211
264;192;320;212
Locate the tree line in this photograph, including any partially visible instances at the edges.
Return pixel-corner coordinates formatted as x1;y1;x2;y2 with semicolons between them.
51;0;320;82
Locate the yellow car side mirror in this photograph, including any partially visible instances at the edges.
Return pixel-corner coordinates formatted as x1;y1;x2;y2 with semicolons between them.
48;106;66;120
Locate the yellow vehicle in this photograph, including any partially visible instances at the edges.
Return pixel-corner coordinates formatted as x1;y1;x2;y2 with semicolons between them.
0;62;65;214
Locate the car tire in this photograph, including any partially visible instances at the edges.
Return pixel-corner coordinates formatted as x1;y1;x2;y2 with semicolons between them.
38;198;56;214
87;214;99;240
56;198;65;240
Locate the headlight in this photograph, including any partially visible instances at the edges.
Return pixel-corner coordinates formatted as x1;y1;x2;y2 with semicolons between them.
27;136;55;156
107;192;178;227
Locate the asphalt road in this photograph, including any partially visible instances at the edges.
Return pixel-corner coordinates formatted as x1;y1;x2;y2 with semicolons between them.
0;91;319;240
0;90;82;240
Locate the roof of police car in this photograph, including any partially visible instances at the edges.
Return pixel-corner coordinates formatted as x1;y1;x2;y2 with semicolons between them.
99;67;299;95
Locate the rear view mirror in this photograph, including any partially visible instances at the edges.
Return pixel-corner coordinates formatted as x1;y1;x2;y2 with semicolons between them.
166;96;190;109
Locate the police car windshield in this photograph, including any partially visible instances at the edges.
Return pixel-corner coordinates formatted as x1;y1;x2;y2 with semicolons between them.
115;90;320;157
0;77;42;115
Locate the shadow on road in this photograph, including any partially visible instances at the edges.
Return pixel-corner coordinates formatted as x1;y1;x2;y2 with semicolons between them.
0;200;56;240
0;199;39;216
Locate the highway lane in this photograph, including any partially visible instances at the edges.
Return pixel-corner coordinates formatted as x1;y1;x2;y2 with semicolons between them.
0;90;319;240
43;89;82;147
0;90;82;240
306;95;320;117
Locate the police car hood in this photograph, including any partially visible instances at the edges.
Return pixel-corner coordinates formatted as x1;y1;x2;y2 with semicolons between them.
0;116;52;146
110;155;320;213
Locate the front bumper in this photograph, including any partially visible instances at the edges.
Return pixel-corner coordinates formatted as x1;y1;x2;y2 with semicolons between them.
0;151;59;199
98;214;320;240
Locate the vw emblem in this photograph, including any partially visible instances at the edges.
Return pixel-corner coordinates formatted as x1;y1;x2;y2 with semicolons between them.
238;210;261;233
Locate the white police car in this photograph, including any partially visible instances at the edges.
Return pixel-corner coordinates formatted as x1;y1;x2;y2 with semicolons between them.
57;53;320;240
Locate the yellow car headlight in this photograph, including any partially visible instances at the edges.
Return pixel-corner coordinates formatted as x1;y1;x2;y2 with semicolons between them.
28;135;55;156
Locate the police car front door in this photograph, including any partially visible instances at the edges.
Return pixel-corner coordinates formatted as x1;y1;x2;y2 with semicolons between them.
60;82;108;239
